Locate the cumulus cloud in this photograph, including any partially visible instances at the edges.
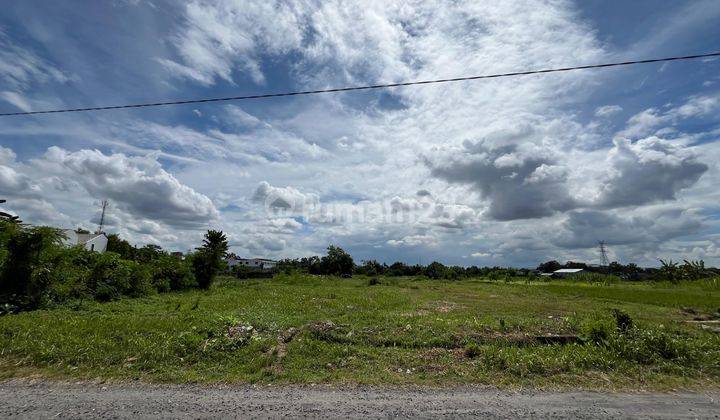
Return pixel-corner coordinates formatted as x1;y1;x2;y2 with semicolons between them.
551;207;703;250
252;181;318;212
619;93;720;138
387;234;436;248
0;146;41;196
34;147;219;228
428;142;577;220
595;137;708;208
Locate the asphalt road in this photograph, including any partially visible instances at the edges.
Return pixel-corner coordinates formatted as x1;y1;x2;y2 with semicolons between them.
1;380;718;419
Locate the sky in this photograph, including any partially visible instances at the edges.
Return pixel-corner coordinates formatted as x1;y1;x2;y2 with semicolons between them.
1;0;720;267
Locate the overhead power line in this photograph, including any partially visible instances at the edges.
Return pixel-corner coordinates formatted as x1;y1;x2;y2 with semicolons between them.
1;51;719;117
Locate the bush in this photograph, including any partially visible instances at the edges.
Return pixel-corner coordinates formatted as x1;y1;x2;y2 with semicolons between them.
611;309;633;332
367;277;380;286
609;328;697;364
0;224;64;310
580;318;614;344
152;254;196;292
191;250;216;290
231;265;274;279
87;253;153;301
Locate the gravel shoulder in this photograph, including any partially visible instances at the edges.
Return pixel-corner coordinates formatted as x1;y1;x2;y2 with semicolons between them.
1;380;719;419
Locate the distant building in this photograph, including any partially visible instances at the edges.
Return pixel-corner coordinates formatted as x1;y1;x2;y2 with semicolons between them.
226;256;277;270
552;268;585;278
62;229;108;253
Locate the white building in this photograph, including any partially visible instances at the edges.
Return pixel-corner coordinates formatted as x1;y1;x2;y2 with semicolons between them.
226;257;277;270
552;268;585;278
62;230;108;253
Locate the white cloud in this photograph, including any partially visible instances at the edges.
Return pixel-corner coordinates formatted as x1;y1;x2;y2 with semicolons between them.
0;91;32;112
619;93;720;139
34;147;220;228
595;137;708;208
0;29;70;90
251;181;319;212
594;104;622;117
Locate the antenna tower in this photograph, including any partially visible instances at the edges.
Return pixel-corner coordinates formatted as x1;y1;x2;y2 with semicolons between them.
598;241;609;266
97;200;108;233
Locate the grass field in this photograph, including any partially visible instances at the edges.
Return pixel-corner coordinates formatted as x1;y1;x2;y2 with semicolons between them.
1;274;719;390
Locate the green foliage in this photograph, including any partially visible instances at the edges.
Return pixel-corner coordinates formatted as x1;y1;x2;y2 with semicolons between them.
424;261;447;279
355;259;386;276
2;275;717;388
202;230;229;257
0;223;65;310
612;308;633;332
537;260;562;272
580;318;614;344
192;230;229;290
231;265;275;279
87;253;153;301
151;254;196;292
320;245;354;276
105;234;135;259
609;328;701;365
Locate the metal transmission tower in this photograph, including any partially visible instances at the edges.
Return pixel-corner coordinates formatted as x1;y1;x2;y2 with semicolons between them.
97;200;108;233
598;241;609;266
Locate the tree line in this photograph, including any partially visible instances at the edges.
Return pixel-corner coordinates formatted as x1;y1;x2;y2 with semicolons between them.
0;219;229;313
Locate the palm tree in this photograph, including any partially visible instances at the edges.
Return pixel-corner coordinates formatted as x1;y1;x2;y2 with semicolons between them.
202;230;228;257
193;230;229;290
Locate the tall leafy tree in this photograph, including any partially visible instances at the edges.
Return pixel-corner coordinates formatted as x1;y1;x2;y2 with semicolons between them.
320;245;354;276
193;230;228;289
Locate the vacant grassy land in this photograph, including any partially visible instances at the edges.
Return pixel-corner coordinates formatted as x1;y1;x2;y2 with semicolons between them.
1;274;719;390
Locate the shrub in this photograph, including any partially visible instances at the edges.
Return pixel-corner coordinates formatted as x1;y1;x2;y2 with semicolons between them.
231;265;274;279
191;250;216;290
0;224;64;310
611;309;633;332
580;318;614;344
367;277;380;286
609;328;696;364
152;254;196;291
87;253;153;301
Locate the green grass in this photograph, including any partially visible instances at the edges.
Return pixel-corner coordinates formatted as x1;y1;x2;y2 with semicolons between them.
1;274;719;390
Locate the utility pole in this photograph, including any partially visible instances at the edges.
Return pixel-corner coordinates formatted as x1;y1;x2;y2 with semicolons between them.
97;200;108;234
598;241;609;266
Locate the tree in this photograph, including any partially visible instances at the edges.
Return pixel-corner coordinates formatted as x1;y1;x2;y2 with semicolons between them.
192;230;228;289
537;260;562;273
0;224;64;309
320;245;354;276
106;234;135;260
424;261;447;279
356;259;386;276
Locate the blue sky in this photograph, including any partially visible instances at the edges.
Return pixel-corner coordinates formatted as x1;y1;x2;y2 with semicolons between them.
1;0;719;267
